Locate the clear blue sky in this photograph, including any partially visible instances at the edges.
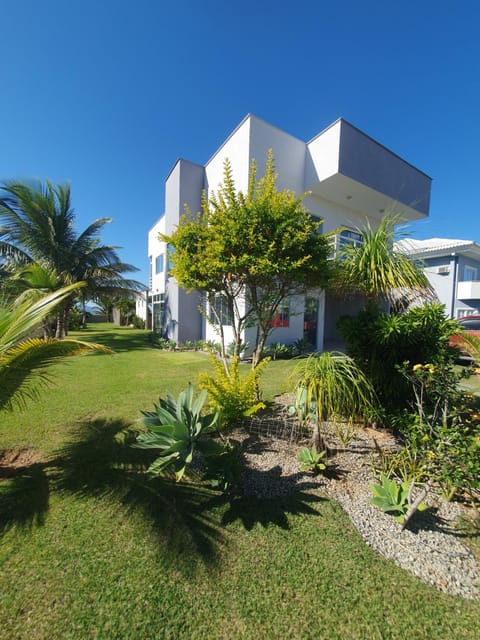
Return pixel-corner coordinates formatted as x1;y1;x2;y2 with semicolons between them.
1;0;479;286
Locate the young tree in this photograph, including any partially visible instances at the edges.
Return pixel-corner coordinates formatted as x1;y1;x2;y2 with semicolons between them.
164;152;331;367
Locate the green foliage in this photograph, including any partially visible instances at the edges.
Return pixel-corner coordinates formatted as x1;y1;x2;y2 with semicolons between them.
297;444;327;474
134;383;221;482
199;354;268;427
333;214;432;305
262;341;295;360
371;440;429;485
68;306;84;331
293;337;313;355
337;302;459;415
396;361;480;504
150;333;177;350
290;351;377;449
203;442;243;492
163;151;331;366
0;180;143;338
0;284;112;411
370;475;414;523
334;418;358;450
130;314;145;329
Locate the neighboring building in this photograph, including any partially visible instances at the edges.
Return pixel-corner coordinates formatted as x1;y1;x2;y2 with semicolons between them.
139;114;431;351
396;238;480;318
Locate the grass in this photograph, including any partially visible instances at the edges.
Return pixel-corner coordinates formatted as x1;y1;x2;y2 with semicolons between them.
0;325;479;639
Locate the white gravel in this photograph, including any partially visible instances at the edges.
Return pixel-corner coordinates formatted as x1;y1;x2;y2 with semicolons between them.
232;423;480;600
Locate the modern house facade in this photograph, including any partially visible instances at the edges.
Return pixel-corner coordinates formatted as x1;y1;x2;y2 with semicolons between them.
396;238;480;318
139;114;432;351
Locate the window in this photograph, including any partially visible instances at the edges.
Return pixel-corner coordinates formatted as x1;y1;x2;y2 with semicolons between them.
330;228;363;258
271;301;290;328
339;228;363;249
155;254;164;274
464;266;477;282
209;294;233;326
152;293;165;329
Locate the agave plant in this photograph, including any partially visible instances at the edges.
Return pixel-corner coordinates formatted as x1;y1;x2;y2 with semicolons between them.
0;283;112;411
370;474;427;525
134;384;222;481
297;445;326;475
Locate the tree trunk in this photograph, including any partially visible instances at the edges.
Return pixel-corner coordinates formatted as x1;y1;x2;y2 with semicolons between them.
312;424;328;454
55;301;71;339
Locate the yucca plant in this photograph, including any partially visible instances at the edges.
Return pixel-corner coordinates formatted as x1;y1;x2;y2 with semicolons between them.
0;283;111;411
290;351;377;451
134;383;222;481
333;213;433;306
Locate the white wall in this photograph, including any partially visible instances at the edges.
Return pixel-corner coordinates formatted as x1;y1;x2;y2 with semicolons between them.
148;216;167;296
205;116;251;196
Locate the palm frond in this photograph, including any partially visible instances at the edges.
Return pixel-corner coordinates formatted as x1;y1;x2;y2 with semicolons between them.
0;337;111;411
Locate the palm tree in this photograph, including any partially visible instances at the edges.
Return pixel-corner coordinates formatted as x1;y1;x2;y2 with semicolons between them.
0;283;111;411
0;180;144;337
333;213;433;307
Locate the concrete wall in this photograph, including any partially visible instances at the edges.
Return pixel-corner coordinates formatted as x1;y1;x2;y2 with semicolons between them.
338;120;431;216
421;255;480;318
205;117;251;196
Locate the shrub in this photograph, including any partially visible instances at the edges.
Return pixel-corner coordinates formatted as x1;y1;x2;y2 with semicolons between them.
297;445;327;474
130;314;145;329
199;354;269;428
290;351;377;451
133;384;222;482
203;442;243;492
337;302;459;416
397;361;480;504
262;342;295;360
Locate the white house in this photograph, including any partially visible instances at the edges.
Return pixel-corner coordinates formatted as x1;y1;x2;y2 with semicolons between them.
396;238;480;318
139;114;431;351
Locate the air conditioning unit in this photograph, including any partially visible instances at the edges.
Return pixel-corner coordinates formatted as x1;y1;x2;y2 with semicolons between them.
437;266;450;275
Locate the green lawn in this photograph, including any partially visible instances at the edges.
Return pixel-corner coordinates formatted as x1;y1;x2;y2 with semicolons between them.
0;326;478;640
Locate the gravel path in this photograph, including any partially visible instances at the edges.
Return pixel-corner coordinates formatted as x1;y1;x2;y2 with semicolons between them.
233;424;479;600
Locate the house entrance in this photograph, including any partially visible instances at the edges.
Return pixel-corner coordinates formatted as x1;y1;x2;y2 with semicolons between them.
303;297;318;347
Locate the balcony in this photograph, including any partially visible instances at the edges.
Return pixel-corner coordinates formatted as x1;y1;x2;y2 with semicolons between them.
305;119;431;223
457;280;480;300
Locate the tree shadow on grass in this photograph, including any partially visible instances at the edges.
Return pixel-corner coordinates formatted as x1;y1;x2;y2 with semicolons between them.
218;489;326;531
0;463;50;534
76;327;153;353
49;418;226;567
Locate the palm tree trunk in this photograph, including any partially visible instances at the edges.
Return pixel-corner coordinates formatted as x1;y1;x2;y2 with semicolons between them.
55;301;71;339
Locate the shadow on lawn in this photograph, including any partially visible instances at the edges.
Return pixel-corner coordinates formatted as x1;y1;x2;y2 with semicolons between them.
218;490;326;531
76;327;153;353
0;463;50;534
0;418;327;568
49;418;226;566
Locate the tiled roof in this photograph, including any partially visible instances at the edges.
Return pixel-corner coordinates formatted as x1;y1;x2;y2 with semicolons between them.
396;237;478;255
